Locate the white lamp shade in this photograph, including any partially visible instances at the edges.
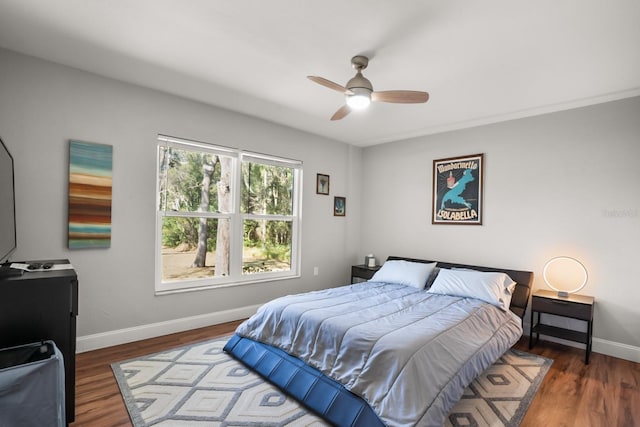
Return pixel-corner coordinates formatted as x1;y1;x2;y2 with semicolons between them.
543;256;588;296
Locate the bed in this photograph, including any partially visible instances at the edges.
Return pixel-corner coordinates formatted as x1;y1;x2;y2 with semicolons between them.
224;256;533;427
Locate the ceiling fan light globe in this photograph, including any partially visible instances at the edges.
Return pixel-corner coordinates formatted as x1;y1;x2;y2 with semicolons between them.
345;88;371;110
346;95;371;110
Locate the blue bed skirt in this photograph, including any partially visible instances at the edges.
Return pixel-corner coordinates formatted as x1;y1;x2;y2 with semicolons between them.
223;334;385;427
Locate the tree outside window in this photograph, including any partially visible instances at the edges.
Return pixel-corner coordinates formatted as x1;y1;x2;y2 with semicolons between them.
156;136;301;293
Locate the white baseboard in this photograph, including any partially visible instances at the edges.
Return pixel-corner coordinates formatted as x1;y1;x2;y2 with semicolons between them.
592;338;640;363
523;320;640;363
76;304;260;353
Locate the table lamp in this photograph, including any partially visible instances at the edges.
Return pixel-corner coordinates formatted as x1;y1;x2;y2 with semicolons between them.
542;256;588;298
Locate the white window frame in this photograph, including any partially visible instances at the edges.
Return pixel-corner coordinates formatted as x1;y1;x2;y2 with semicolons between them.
155;135;302;294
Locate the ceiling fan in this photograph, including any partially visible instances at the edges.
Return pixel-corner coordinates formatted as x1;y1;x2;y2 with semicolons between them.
308;55;429;121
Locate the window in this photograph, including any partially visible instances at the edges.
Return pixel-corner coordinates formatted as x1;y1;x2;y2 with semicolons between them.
156;135;302;293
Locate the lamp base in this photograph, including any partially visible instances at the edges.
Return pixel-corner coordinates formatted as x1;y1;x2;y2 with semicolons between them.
557;291;569;298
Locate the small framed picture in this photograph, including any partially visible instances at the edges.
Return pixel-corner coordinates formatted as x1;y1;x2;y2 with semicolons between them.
316;173;330;195
334;196;346;216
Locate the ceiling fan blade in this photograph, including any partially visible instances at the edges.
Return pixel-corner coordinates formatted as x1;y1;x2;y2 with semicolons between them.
307;76;350;94
330;105;351;121
371;90;429;104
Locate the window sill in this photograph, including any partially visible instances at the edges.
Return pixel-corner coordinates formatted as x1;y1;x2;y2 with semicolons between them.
155;272;301;296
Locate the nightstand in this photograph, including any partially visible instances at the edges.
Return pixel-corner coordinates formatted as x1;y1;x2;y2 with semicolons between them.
351;264;381;283
529;289;594;364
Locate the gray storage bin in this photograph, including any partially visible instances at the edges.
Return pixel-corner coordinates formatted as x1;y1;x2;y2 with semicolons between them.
0;340;65;427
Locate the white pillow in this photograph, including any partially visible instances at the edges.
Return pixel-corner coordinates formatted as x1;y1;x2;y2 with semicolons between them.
426;268;516;311
370;260;437;289
452;267;517;294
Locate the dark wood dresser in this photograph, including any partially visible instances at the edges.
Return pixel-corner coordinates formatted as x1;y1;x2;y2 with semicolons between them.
0;260;78;423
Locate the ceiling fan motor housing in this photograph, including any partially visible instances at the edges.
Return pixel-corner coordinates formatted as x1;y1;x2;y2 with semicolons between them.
345;77;372;109
348;55;373;93
346;65;373;109
346;71;373;92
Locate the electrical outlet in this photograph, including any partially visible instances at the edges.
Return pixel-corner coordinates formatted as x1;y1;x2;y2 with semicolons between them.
313;267;319;276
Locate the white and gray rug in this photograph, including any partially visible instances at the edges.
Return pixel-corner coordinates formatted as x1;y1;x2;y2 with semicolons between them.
112;336;552;427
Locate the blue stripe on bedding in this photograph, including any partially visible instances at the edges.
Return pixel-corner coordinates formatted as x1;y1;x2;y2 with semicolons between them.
224;333;385;427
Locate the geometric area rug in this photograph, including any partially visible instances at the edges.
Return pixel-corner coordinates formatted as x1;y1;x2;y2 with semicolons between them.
111;336;552;427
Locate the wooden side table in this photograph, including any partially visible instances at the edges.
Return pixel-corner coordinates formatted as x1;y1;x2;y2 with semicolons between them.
351;264;381;283
529;289;594;364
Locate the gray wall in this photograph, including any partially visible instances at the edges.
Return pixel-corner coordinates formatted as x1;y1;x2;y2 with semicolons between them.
0;48;363;341
361;96;640;353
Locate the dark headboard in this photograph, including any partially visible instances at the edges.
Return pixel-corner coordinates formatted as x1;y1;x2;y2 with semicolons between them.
387;256;533;319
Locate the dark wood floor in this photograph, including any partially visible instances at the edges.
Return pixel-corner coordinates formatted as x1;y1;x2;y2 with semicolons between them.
70;321;640;427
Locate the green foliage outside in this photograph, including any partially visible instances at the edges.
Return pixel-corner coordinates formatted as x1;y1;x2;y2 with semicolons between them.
158;146;294;269
162;217;219;252
159;146;221;252
159;148;221;213
241;162;293;216
243;220;292;262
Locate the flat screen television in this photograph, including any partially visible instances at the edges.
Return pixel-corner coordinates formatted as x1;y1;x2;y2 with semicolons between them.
0;136;17;265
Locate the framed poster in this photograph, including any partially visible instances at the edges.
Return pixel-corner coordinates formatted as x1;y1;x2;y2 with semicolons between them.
334;196;346;216
316;173;330;195
432;153;483;225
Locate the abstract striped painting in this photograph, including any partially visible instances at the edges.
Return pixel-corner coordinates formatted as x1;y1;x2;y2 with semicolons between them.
68;140;113;249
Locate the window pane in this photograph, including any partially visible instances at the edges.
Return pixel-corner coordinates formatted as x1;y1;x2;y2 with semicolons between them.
243;219;292;274
156;136;302;291
241;162;293;215
158;146;233;213
161;216;230;282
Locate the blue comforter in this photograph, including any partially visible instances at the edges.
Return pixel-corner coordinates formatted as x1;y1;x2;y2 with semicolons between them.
235;281;523;426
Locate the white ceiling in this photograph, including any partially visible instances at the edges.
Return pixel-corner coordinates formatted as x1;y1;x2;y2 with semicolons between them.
1;0;639;147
